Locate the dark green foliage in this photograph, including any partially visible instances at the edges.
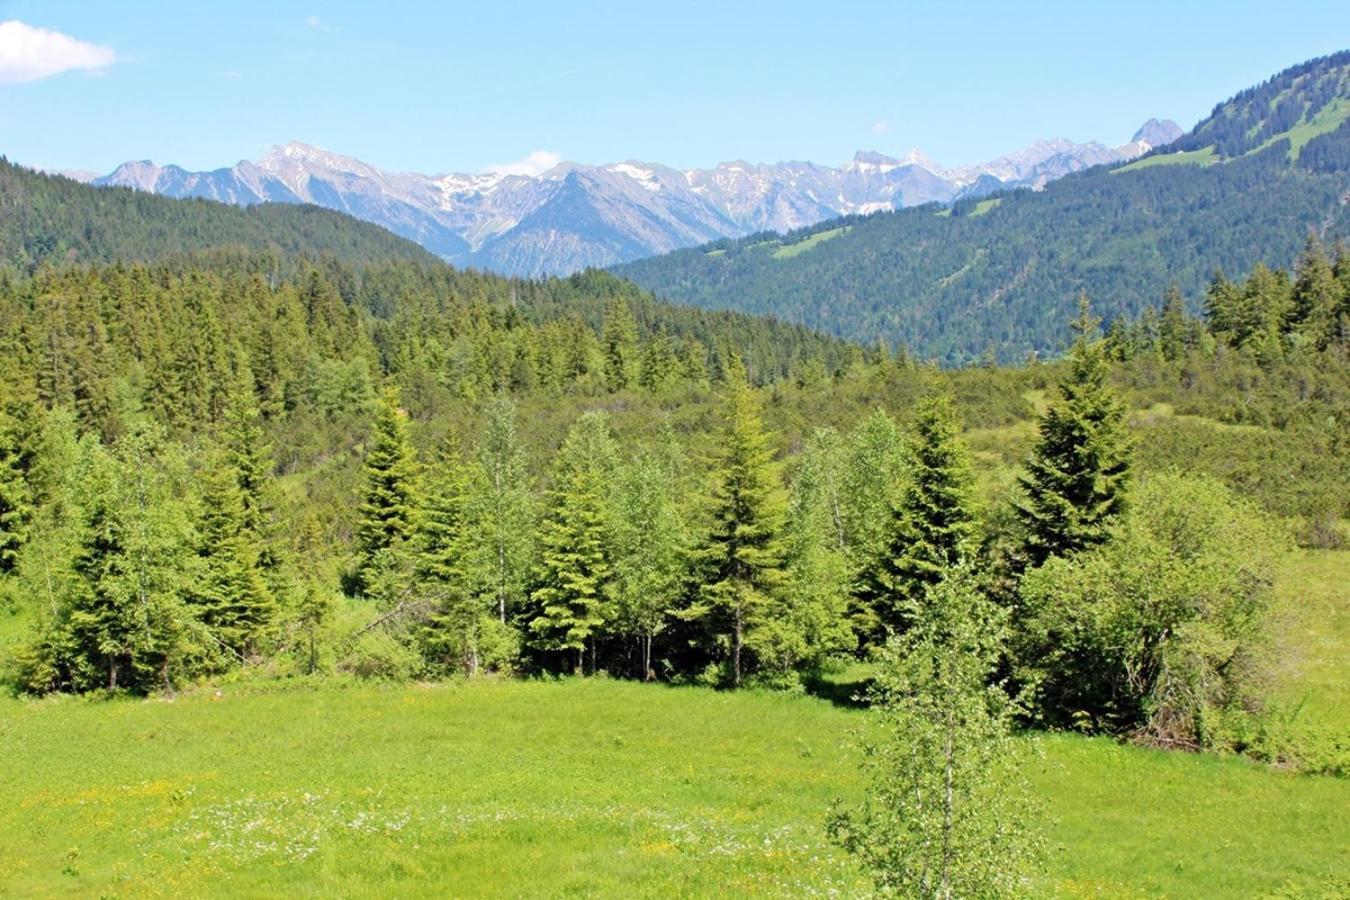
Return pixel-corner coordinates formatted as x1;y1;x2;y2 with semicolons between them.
190;454;275;660
528;413;618;671
1017;473;1282;745
860;395;978;635
416;437;483;674
0;158;438;273
356;386;420;590
685;372;788;687
1018;301;1131;567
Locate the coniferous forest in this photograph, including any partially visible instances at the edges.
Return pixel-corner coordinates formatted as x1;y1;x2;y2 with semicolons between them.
2;38;1349;900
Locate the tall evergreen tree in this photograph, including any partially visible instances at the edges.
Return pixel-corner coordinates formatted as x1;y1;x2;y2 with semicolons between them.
190;453;275;660
417;436;484;674
529;412;618;672
601;297;639;392
687;371;787;687
356;385;420;591
221;369;284;583
860;395;977;634
1291;234;1341;349
1017;297;1131;567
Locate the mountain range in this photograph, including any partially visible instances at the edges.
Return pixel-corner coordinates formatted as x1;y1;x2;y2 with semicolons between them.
72;121;1180;277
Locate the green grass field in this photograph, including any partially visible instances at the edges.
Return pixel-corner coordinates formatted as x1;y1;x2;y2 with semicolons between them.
1113;146;1219;173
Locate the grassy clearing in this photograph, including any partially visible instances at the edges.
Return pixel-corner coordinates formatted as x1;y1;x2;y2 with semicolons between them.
1113;146;1218;174
1287;96;1350;160
969;198;1001;217
1;673;1347;898
772;226;850;259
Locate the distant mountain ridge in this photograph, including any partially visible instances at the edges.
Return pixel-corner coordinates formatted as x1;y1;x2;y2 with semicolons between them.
77;121;1180;277
612;52;1350;364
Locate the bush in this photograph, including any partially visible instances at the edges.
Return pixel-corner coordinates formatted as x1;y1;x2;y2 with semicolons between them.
1016;472;1285;748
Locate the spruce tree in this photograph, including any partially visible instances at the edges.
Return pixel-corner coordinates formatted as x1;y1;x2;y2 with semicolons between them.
1291;235;1341;350
417;436;483;674
688;371;787;687
0;375;38;576
356;385;420;592
860;395;977;634
191;454;275;660
601;297;639;392
221;370;284;583
529;412;617;673
1017;297;1131;567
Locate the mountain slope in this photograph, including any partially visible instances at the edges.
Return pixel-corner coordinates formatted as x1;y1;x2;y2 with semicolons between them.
82;125;1176;277
614;53;1350;363
0;157;439;272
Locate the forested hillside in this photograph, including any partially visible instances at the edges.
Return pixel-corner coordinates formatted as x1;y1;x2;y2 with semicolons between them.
1;229;1345;778
614;52;1350;364
0;159;440;272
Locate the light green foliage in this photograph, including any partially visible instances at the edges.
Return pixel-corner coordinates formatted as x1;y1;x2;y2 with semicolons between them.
1018;472;1284;745
829;570;1039;898
470;397;534;624
609;443;687;679
355;385;420;591
17;425;197;693
529;412;618;671
759;428;854;683
1017;299;1131;567
687;373;788;687
839;409;906;635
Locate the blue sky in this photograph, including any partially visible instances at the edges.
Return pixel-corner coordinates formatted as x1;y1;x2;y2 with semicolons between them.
2;0;1347;175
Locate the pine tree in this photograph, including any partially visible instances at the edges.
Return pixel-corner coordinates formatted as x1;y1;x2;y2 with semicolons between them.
191;453;275;660
601;297;639;392
1158;285;1189;361
0;371;40;576
221;370;284;584
1291;235;1341;349
417;436;484;674
688;371;787;687
859;395;977;634
356;385;420;592
529;412;618;672
1017;297;1131;567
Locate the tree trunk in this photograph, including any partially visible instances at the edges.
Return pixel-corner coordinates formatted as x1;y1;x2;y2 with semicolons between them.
643;633;652;681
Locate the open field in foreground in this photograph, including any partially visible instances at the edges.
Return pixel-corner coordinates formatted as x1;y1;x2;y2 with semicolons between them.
1;674;1347;899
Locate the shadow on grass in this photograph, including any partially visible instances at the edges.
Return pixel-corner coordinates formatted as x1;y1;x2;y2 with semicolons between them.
802;670;874;709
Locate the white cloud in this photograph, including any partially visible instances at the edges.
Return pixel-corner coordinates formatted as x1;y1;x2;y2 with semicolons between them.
871;121;890;135
482;150;562;177
0;20;115;84
307;15;321;27
222;69;242;80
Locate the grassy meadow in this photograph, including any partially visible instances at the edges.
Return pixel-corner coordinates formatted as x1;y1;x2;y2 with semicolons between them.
2;546;1347;899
